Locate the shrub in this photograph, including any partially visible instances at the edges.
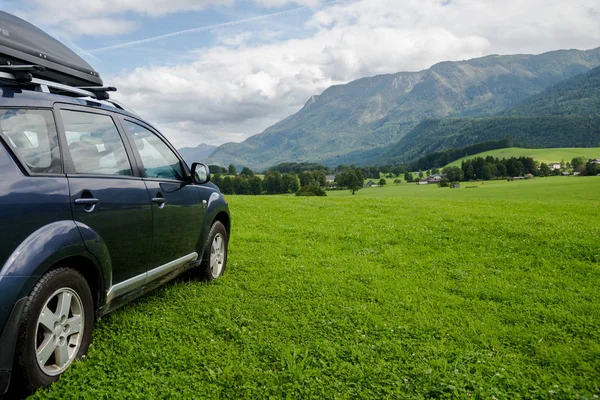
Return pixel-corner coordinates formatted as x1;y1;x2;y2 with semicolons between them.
296;185;327;196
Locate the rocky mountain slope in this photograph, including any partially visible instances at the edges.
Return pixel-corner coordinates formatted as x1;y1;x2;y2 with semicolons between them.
206;48;600;170
383;64;600;163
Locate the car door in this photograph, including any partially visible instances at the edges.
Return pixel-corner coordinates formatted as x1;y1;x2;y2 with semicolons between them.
118;117;205;269
56;105;153;287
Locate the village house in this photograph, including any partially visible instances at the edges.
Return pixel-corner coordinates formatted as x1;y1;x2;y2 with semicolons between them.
548;162;561;170
418;175;442;185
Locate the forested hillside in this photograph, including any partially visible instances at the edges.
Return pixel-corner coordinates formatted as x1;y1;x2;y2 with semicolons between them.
382;65;600;164
505;65;600;117
206;48;600;169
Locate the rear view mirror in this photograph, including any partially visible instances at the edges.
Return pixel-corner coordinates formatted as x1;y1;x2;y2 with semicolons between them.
191;162;210;184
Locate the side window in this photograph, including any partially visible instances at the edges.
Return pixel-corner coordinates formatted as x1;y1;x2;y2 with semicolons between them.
60;110;132;176
0;109;61;174
123;120;184;181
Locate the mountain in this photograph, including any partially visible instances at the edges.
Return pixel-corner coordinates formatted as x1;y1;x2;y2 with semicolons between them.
178;143;217;164
384;65;600;163
504;64;600;117
206;48;600;170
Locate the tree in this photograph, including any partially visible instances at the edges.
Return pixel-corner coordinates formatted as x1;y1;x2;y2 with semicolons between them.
220;176;234;194
496;163;507;177
462;161;474;180
404;172;414;182
378;178;387;186
298;171;312;187
480;165;492;180
228;164;237;175
233;176;249;194
539;163;551;176
418;170;424;178
209;165;226;174
438;177;450;187
248;176;263;195
571;157;587;170
281;173;299;193
335;168;363;195
212;173;222;188
263;171;283;194
240;167;254;177
391;165;406;176
585;160;599;176
296;185;326;196
313;171;326;188
442;166;464;182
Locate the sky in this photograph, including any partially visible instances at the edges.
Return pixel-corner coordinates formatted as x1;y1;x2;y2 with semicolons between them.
2;0;599;149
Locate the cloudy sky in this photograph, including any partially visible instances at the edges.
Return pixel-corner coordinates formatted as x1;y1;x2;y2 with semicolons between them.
2;0;599;148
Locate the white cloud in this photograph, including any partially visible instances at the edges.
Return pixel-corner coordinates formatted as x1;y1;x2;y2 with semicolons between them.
254;0;325;7
114;0;600;147
60;18;139;37
13;0;600;148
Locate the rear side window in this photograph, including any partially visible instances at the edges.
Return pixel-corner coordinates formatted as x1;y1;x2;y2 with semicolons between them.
0;109;61;174
123;120;185;181
61;110;132;176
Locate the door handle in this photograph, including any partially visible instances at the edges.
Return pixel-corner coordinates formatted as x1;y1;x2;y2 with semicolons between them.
74;196;99;213
74;198;100;206
152;196;167;209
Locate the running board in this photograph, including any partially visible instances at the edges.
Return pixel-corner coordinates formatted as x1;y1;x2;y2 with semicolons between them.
105;252;198;304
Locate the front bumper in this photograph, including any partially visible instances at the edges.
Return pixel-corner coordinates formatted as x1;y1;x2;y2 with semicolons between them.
0;297;27;395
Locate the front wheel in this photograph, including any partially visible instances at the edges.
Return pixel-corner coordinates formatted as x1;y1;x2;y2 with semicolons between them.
14;267;94;392
195;221;229;281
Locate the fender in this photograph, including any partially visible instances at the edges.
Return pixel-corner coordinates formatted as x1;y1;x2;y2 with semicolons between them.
73;221;113;305
0;220;107;305
195;189;230;256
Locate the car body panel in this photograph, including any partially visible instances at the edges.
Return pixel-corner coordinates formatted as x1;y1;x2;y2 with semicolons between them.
143;180;204;268
67;176;154;284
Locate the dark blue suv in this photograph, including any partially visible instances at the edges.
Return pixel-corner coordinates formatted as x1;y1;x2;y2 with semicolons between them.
0;85;230;394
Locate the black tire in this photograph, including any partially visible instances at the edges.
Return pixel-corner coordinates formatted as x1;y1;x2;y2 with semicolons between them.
13;267;94;393
194;221;229;281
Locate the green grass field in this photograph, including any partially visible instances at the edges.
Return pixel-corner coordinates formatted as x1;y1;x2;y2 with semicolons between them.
32;177;600;399
444;147;600;168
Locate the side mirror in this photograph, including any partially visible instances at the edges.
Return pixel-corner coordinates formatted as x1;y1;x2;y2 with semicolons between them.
191;162;211;184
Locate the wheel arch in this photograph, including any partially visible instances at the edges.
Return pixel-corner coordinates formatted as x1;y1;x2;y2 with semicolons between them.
213;211;231;237
49;256;103;313
0;221;110;311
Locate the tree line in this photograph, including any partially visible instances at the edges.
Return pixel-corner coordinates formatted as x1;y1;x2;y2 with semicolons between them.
209;164;369;196
438;155;599;182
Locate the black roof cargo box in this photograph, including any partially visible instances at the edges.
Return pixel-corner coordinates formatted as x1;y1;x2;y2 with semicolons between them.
0;11;102;87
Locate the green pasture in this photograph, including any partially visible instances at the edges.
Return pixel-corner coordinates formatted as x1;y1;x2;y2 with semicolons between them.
444;147;600;168
33;177;600;399
355;175;600;201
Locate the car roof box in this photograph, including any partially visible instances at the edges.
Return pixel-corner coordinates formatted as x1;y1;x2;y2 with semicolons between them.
0;11;102;87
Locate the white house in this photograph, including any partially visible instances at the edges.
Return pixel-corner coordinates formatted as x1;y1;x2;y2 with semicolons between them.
548;162;561;170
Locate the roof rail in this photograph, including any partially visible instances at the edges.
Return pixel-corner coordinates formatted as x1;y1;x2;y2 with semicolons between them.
0;68;115;100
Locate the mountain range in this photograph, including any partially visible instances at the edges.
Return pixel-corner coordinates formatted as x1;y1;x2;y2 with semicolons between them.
178;143;217;165
384;64;600;163
204;47;600;170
